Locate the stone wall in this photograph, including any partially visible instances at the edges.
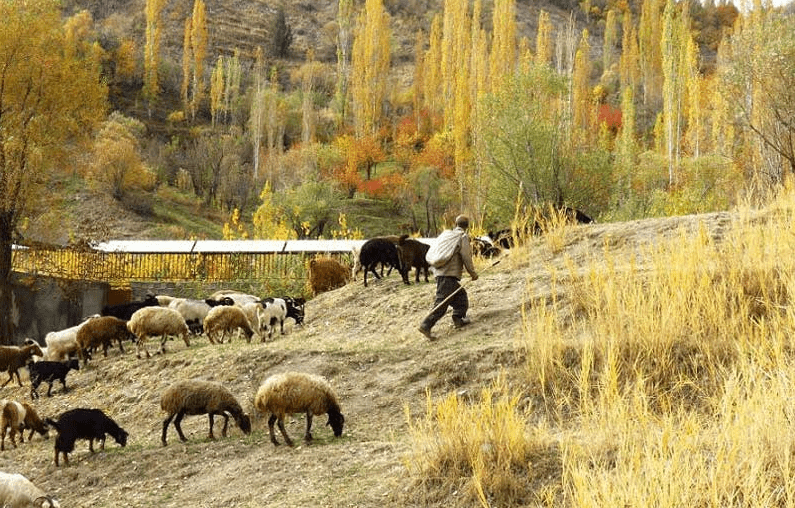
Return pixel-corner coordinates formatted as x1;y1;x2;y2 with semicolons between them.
11;273;108;345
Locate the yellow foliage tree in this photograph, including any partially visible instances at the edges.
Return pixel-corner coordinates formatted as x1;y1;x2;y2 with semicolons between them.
144;0;167;106
0;0;107;340
90;113;154;200
350;0;391;138
190;0;208;121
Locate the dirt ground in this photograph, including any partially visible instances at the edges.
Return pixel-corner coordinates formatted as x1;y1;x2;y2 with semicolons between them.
0;210;741;507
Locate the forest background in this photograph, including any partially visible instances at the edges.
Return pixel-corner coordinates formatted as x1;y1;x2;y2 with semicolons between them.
3;0;795;247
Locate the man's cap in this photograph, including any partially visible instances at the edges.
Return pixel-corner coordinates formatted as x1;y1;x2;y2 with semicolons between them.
455;215;470;228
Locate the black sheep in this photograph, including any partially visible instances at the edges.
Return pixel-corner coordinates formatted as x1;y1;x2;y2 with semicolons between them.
398;236;431;283
359;238;404;287
45;408;128;466
28;359;80;398
101;294;159;321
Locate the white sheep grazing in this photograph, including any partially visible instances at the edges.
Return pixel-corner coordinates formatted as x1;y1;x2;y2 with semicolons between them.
256;298;288;341
0;400;26;451
254;371;345;447
209;290;260;307
127;306;191;359
44;315;99;362
0;472;60;508
169;297;235;334
241;302;267;337
160;379;252;446
203;306;256;344
155;295;183;307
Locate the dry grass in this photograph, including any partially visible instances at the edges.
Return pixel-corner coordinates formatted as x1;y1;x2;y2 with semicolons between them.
6;192;795;507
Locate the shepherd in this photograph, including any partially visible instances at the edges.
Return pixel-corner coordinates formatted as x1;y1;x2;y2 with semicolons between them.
418;214;479;340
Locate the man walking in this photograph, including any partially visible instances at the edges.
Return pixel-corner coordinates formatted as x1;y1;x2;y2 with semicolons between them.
418;214;479;340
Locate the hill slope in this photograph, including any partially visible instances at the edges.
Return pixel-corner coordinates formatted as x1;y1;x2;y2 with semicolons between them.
0;211;736;507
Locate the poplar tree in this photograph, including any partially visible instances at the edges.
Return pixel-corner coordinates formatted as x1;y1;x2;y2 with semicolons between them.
413;30;425;131
423;14;443;115
639;0;664;108
603;9;619;75
144;0;167;109
190;0;208;121
350;0;391;138
536;10;553;67
572;29;593;137
219;49;242;126
301;49;316;145
250;48;266;180
335;0;353;125
619;11;641;94
181;16;192;113
210;56;224;127
661;0;690;185
489;0;516;91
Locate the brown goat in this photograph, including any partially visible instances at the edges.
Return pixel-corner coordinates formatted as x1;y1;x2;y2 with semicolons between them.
0;343;43;387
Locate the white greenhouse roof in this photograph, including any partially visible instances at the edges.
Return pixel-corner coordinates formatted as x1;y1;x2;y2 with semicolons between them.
92;238;434;254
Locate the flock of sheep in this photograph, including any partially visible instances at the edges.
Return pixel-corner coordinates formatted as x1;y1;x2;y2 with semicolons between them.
0;289;348;508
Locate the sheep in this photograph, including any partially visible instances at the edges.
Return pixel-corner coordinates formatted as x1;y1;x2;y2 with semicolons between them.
160;379;252;446
203;305;256;344
257;298;288;341
397;236;431;283
154;295;183;307
254;371;345;447
0;343;43;388
359;237;404;287
45;408;128;466
308;257;350;295
27;359;79;398
0;471;60;508
44;315;99;362
169;296;235;334
127;306;191;359
101;294;160;321
75;315;135;365
0;400;26;450
208;290;260;307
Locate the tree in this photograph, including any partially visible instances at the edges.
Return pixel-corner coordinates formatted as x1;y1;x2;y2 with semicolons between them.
144;0;167;110
189;0;208;121
269;6;293;58
0;0;107;341
90;113;152;200
474;65;612;224
335;0;354;125
350;0;392;138
719;8;795;185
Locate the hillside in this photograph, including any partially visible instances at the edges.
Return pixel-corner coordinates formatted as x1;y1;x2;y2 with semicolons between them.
0;210;740;507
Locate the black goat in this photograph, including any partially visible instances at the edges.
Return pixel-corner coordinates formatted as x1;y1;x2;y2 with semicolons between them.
46;408;128;466
282;296;306;325
359;238;404;287
101;294;159;321
28;359;80;399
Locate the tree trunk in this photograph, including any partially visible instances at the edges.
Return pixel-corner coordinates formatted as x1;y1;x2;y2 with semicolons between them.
0;213;14;344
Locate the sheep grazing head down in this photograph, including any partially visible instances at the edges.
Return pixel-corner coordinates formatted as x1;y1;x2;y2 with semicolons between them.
327;410;345;437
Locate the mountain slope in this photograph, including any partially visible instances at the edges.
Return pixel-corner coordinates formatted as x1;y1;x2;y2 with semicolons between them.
0;210;741;507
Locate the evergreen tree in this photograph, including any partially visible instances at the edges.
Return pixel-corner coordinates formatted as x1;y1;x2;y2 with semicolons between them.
269;6;293;58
